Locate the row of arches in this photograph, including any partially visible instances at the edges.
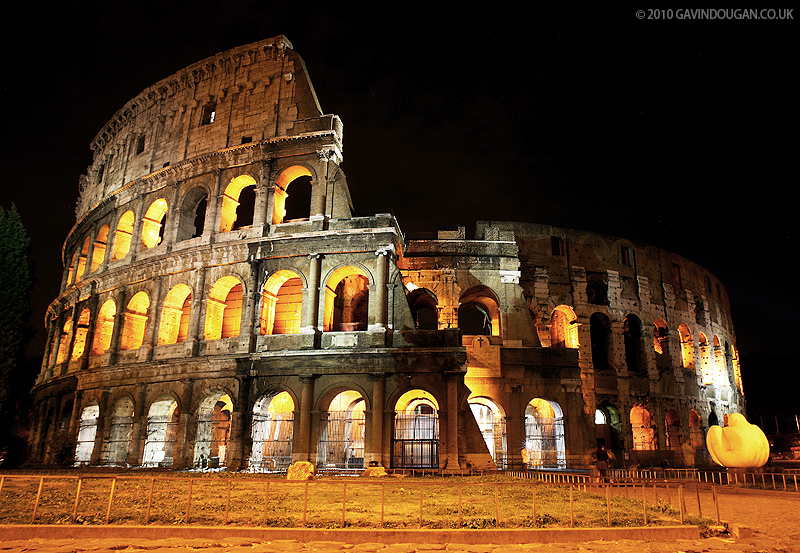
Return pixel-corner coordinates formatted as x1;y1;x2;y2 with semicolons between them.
65;168;316;289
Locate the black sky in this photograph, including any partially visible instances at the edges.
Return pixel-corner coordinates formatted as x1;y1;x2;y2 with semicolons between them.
1;3;795;367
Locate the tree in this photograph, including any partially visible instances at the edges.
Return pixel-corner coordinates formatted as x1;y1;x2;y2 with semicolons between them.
0;204;33;418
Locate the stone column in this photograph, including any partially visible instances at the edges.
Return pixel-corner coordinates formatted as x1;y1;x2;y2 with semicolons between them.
367;372;385;466
175;380;194;468
311;149;334;220
187;267;206;356
203;169;223;238
369;248;391;331
128;196;147;257
293;374;316;463
90;389;111;465
108;287;127;366
128;384;149;466
142;277;162;361
301;254;323;333
444;372;461;469
240;260;260;351
229;376;252;470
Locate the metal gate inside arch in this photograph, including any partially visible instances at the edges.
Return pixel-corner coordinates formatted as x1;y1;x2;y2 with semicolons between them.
392;404;439;468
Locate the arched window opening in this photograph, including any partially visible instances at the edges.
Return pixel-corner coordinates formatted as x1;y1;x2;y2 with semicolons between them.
120;291;150;350
458;286;501;337
71;308;91;360
112;211;135;261
586;278;608;305
56;318;73;364
689;410;704;449
204;276;243;340
653;319;669;354
665;409;682;453
699;332;713;385
260;270;303;335
142;395;179;467
623;314;645;373
273;166;313;225
91;225;109;272
249;391;294;472
317;390;366;472
393;390;439;468
713;335;726;387
589;313;612;371
630;403;656;451
732;345;743;393
74;403;99;465
678;324;694;370
469;397;507;469
66;251;76;285
158;284;192;345
141;198;168;249
75;236;91;282
407;288;439;331
101;397;134;466
550;306;579;348
91;299;116;355
219;175;257;233
323;267;369;332
594;403;623;452
194;392;233;469
176;188;208;241
524;398;566;468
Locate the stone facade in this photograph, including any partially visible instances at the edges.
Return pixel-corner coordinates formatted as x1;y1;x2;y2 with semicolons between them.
30;36;744;472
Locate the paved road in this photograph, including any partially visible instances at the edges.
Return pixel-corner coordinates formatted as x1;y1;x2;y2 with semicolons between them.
0;486;797;552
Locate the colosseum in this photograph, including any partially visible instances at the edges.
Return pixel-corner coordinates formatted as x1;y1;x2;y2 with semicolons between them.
29;36;744;473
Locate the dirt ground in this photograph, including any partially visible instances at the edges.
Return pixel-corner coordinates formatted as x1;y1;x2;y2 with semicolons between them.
0;486;798;553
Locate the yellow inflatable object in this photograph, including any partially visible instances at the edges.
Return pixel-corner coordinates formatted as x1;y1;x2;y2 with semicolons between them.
706;413;769;468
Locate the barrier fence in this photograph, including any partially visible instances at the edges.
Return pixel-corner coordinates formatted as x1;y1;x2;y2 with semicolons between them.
607;468;800;491
0;474;718;529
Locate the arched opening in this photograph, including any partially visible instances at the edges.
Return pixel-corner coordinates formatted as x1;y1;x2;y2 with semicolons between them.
101;397;134;466
713;335;727;386
111;211;135;261
204;276;243;340
91;225;109;271
698;332;713;385
586;277;609;305
55;318;73;364
550;306;579;348
260;270;303;335
194;392;233;469
91;299;116;355
323;266;369;332
393;390;439;468
249;391;294;472
407;287;439;330
524;398;566;468
469;397;506;469
273;166;313;225
141;198;168;249
678;324;694;370
74;403;100;465
732;345;743;393
142;395;179;467
158;284;192;345
458;286;501;337
176;187;208;241
630;403;656;451
665;409;682;452
66;251;76;286
594;402;622;452
120;291;150;350
688;409;704;466
653;319;669;354
317;390;366;471
71;308;91;359
623;314;645;373
589;312;612;371
219;175;257;233
75;236;91;281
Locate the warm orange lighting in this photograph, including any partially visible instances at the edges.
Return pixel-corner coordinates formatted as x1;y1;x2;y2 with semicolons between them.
204;276;243;340
272;166;312;225
630;403;656;451
112;211;135;261
323;266;369;332
120;291;150;350
550;305;578;348
92;299;116;355
219;175;257;232
158;284;192;345
678;323;694;370
91;225;109;272
141;198;169;249
260;270;303;335
71;308;91;359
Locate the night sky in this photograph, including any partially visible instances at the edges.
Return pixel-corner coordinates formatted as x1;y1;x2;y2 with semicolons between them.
1;4;795;422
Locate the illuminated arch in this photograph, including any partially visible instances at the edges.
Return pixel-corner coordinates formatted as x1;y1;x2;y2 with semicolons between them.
393;389;439;468
75;236;91;281
317;390;366;470
698;332;713;384
74;403;100;465
630;403;656;451
158;284;192;345
219;175;257;233
713;335;726;386
142;394;179;467
323;266;370;332
665;409;682;452
176;186;208;241
550;305;578;348
141;198;169;249
524;398;566;468
112;210;135;261
272;165;313;224
194;392;233;468
653;318;669;354
71;308;91;359
260;270;303;335
101;396;134;466
678;324;694;370
91;225;109;271
458;286;501;336
55;318;73;364
91;299;116;355
249;391;294;472
407;287;439;330
204;276;243;340
120;291;150;350
732;345;743;393
469;396;507;469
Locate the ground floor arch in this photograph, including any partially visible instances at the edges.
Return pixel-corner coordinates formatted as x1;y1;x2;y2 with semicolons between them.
524;398;566;469
469;396;506;469
392;389;439;468
249;391;294;472
101;397;134;466
193;392;233;469
74;403;99;465
316;390;366;471
142;395;179;467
